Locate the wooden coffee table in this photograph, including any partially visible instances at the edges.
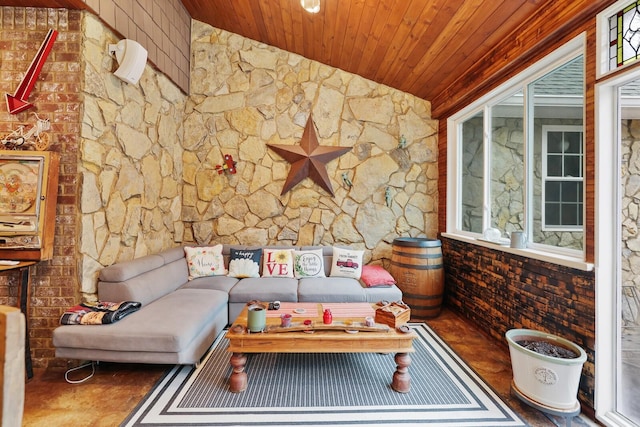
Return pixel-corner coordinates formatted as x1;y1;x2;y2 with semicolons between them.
225;302;416;393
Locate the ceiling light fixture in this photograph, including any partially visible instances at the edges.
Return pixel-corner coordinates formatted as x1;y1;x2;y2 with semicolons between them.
301;0;320;13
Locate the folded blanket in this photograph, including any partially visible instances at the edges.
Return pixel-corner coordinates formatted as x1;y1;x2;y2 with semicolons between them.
60;301;142;325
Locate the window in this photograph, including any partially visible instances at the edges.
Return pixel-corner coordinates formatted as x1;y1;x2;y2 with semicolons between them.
447;36;585;260
542;126;583;231
598;0;640;77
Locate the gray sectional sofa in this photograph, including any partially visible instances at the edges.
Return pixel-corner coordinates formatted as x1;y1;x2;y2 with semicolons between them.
53;245;402;366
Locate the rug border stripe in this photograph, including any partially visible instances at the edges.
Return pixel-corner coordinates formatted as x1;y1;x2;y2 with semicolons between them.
121;323;528;427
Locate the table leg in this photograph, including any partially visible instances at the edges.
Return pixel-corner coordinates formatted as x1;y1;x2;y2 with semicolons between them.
391;352;411;393
229;352;247;393
17;266;33;380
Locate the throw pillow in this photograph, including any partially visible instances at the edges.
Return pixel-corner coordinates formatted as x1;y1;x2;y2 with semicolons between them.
184;245;226;280
329;246;364;279
293;249;326;278
262;248;295;278
360;264;396;287
228;248;261;278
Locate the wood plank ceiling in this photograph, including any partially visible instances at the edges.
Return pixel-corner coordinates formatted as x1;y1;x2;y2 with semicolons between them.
179;0;555;113
3;0;558;115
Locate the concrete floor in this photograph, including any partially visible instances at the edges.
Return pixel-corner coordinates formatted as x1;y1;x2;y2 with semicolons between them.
22;307;602;426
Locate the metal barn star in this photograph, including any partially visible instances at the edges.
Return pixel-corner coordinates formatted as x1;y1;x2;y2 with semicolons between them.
267;115;351;196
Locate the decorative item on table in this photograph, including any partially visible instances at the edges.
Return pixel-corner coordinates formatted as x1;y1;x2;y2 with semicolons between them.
303;319;314;333
365;316;375;327
247;302;266;333
280;313;292;327
323;309;332;324
268;300;280;310
375;301;410;328
215;154;237;174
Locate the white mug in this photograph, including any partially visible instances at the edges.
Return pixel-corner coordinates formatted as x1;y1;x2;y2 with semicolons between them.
510;231;527;249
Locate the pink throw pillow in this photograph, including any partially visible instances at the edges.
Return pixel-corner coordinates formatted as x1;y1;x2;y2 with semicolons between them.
360;265;396;287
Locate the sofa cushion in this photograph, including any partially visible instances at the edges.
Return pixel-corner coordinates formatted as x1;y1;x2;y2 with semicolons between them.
184;245;226;280
181;274;239;293
227;248;261;278
262;248;294;278
293;248;325;278
53;289;228;353
98;257;188;306
329;247;364;279
298;277;367;302
228;277;298;303
158;246;188;264
99;254;165;282
360;264;396;287
363;285;403;303
301;246;333;276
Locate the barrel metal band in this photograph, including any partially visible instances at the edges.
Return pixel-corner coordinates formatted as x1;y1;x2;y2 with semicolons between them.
402;291;442;302
390;260;442;270
392;249;442;259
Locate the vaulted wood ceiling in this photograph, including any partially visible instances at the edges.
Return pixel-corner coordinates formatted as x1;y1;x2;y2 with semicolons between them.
180;0;555;109
3;0;572;115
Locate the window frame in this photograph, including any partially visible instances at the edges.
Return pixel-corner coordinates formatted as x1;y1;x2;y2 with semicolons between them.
597;0;640;79
445;34;593;271
541;125;584;232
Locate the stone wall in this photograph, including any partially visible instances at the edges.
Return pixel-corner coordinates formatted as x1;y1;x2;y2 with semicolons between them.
183;21;438;263
79;13;187;300
621;119;640;325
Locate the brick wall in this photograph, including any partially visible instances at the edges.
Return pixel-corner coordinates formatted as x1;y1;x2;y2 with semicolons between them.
441;236;596;407
0;7;82;368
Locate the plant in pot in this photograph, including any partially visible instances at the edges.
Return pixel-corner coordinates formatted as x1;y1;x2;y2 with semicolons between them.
505;329;587;411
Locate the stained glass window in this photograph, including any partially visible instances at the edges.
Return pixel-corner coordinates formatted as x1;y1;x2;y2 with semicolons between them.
610;1;640;69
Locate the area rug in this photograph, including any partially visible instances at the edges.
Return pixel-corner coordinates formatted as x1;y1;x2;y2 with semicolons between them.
122;324;527;427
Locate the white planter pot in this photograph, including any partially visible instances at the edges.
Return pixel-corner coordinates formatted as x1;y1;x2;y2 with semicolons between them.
506;329;587;410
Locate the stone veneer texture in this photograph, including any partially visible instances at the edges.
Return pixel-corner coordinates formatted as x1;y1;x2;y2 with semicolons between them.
80;12;187;298
181;21;438;261
441;236;595;407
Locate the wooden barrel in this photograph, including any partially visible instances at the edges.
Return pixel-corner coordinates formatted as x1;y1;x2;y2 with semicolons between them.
390;237;444;319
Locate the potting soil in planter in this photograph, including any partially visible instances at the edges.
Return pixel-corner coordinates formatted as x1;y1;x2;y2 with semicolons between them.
516;340;579;359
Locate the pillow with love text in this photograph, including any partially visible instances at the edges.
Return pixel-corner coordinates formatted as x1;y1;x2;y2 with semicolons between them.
262;248;294;278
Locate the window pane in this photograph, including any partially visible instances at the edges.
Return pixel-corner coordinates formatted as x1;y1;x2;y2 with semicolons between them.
565;132;582;153
564;155;581;177
532;55;584;248
491;90;524;232
547;131;564;153
564;181;580;202
545;203;560;225
561;203;580;225
546;181;561;201
547;155;563;176
609;1;640;69
461;111;484;233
